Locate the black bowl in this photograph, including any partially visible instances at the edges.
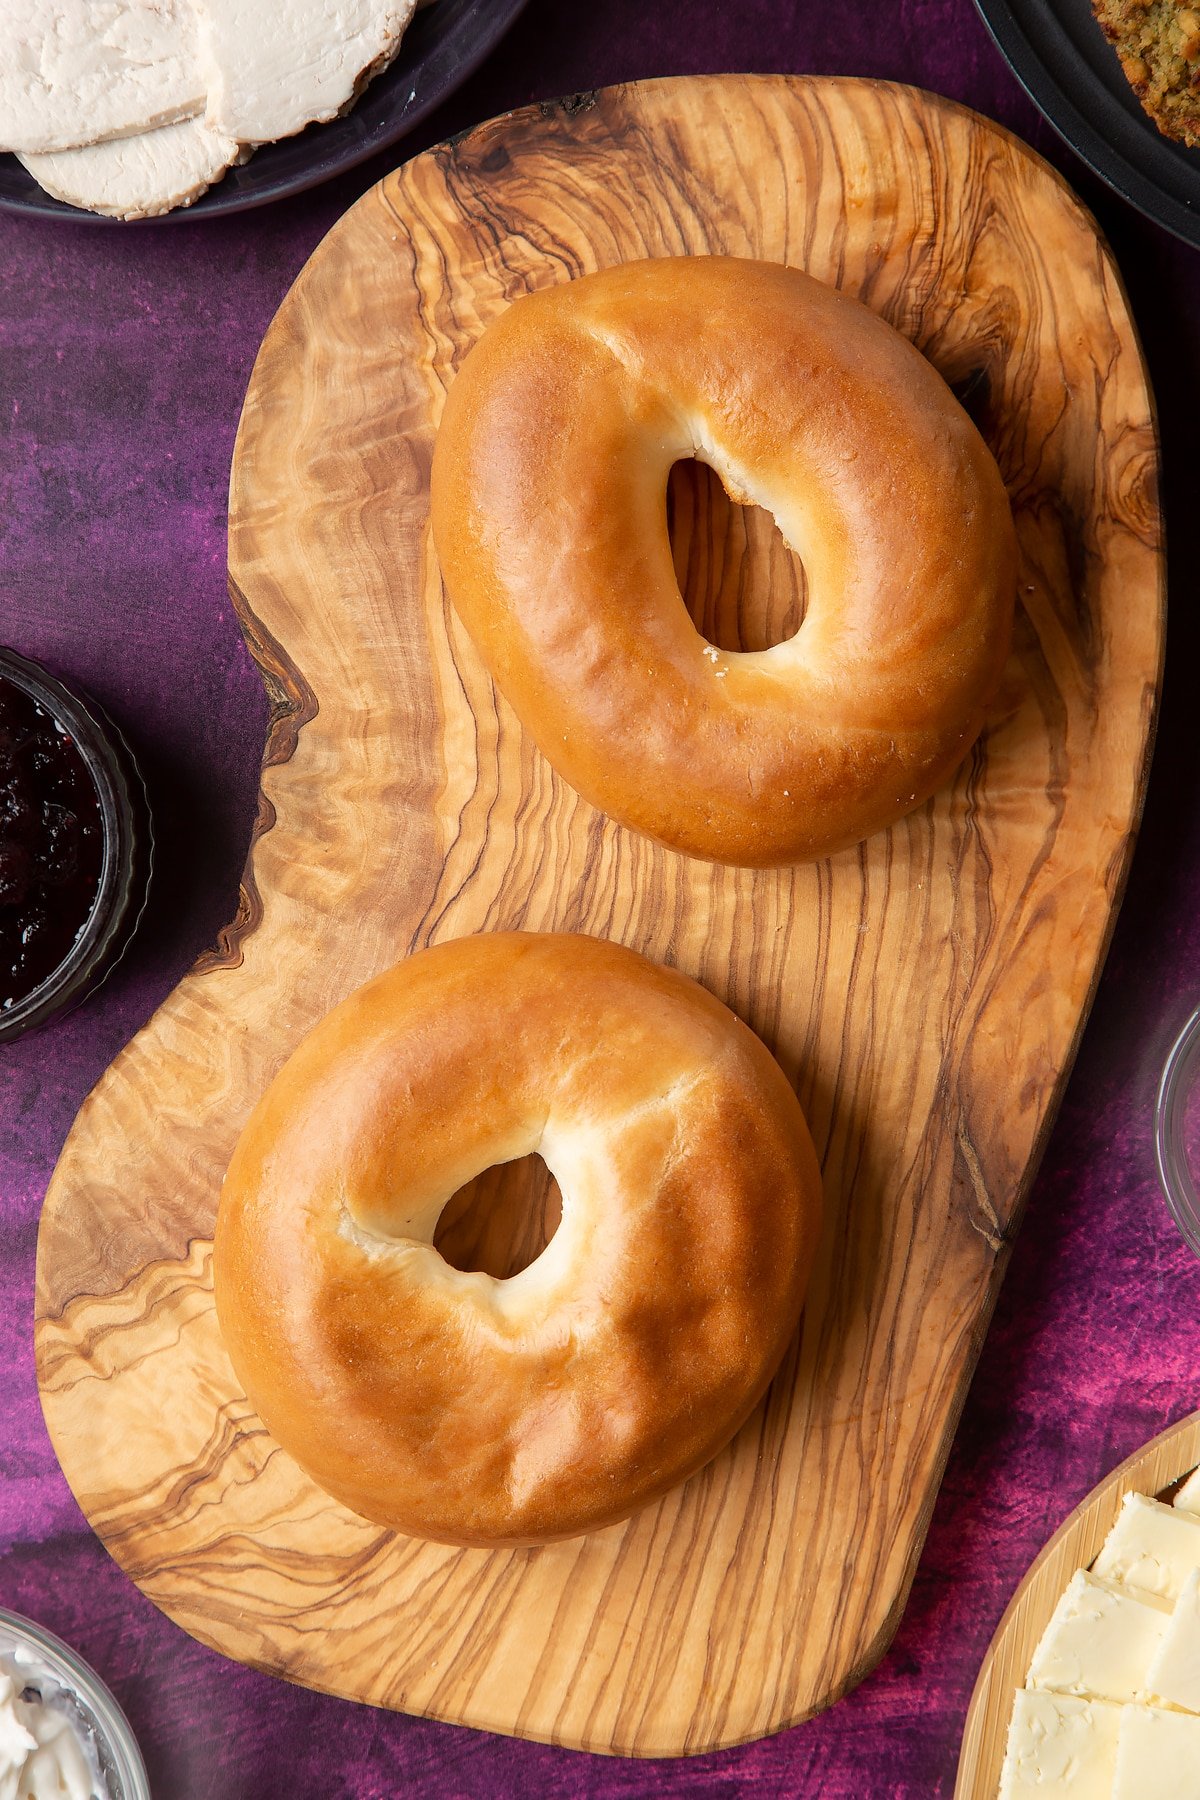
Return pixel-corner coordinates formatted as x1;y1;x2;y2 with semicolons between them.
0;0;529;224
974;0;1200;248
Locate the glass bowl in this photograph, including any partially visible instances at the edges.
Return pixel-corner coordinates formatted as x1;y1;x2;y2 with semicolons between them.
1154;1004;1200;1259
0;1608;149;1800
0;649;151;1042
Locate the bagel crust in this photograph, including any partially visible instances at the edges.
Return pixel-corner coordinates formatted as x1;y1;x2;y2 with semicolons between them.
430;256;1017;866
213;934;823;1545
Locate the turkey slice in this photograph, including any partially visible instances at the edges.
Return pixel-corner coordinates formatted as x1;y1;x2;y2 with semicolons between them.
0;0;207;154
196;0;417;143
20;115;240;219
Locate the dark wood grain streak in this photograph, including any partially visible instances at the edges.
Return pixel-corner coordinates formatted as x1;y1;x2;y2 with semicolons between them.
35;75;1161;1756
193;577;319;976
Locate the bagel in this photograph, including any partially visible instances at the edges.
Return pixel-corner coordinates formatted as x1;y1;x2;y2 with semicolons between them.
430;255;1016;866
213;933;823;1545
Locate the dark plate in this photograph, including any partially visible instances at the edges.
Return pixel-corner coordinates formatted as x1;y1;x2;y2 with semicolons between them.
974;0;1200;247
0;0;528;223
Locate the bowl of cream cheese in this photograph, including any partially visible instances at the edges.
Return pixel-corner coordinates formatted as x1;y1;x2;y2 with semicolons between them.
0;1610;148;1800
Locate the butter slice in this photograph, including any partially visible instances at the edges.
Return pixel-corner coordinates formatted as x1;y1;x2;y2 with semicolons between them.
1112;1703;1200;1798
1176;1466;1200;1518
1146;1567;1200;1714
999;1690;1121;1797
1028;1566;1172;1703
1093;1492;1200;1602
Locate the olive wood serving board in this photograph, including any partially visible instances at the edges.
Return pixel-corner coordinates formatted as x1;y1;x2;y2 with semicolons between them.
35;75;1162;1756
955;1412;1200;1798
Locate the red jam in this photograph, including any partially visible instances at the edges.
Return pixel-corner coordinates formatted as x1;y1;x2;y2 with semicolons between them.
0;675;105;1014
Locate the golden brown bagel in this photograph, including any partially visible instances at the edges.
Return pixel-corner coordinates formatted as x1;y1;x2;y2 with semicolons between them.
430;256;1017;866
213;933;823;1546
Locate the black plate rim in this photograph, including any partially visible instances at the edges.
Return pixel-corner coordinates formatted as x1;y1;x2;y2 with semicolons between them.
972;0;1200;249
0;0;529;225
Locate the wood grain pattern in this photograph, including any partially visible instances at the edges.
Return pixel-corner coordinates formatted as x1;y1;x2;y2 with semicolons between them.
34;75;1163;1755
955;1413;1200;1799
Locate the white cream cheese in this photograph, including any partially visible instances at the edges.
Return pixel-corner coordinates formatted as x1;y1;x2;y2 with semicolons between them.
1093;1492;1200;1602
0;1651;104;1800
1146;1566;1200;1715
1028;1566;1173;1704
998;1689;1121;1797
1112;1703;1200;1799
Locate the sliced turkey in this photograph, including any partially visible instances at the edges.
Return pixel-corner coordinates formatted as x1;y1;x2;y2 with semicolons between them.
0;0;206;154
195;0;417;143
20;115;240;219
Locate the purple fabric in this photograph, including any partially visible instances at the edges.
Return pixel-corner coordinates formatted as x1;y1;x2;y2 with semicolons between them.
2;2;1199;1794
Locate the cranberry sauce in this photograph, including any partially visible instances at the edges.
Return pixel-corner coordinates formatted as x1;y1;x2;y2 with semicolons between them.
0;674;105;1013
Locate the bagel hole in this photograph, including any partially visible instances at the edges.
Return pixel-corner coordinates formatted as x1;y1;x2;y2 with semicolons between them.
667;458;808;653
433;1153;563;1280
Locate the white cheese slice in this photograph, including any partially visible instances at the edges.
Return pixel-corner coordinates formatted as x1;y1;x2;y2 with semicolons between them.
1146;1567;1200;1714
1028;1566;1172;1704
1093;1492;1200;1602
1113;1702;1200;1798
0;0;206;155
1176;1465;1200;1517
19;116;239;220
998;1689;1121;1797
195;0;417;144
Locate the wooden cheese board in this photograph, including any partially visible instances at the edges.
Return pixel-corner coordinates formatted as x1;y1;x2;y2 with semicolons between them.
956;1411;1200;1798
35;74;1163;1756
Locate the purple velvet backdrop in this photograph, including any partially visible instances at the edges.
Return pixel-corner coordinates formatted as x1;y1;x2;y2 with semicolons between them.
2;2;1199;1795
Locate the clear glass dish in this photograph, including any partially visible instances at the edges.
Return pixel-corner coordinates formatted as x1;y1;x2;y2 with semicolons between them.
0;1609;149;1800
1155;1004;1200;1260
0;648;151;1042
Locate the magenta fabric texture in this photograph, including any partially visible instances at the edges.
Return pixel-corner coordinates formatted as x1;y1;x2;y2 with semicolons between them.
2;2;1199;1795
